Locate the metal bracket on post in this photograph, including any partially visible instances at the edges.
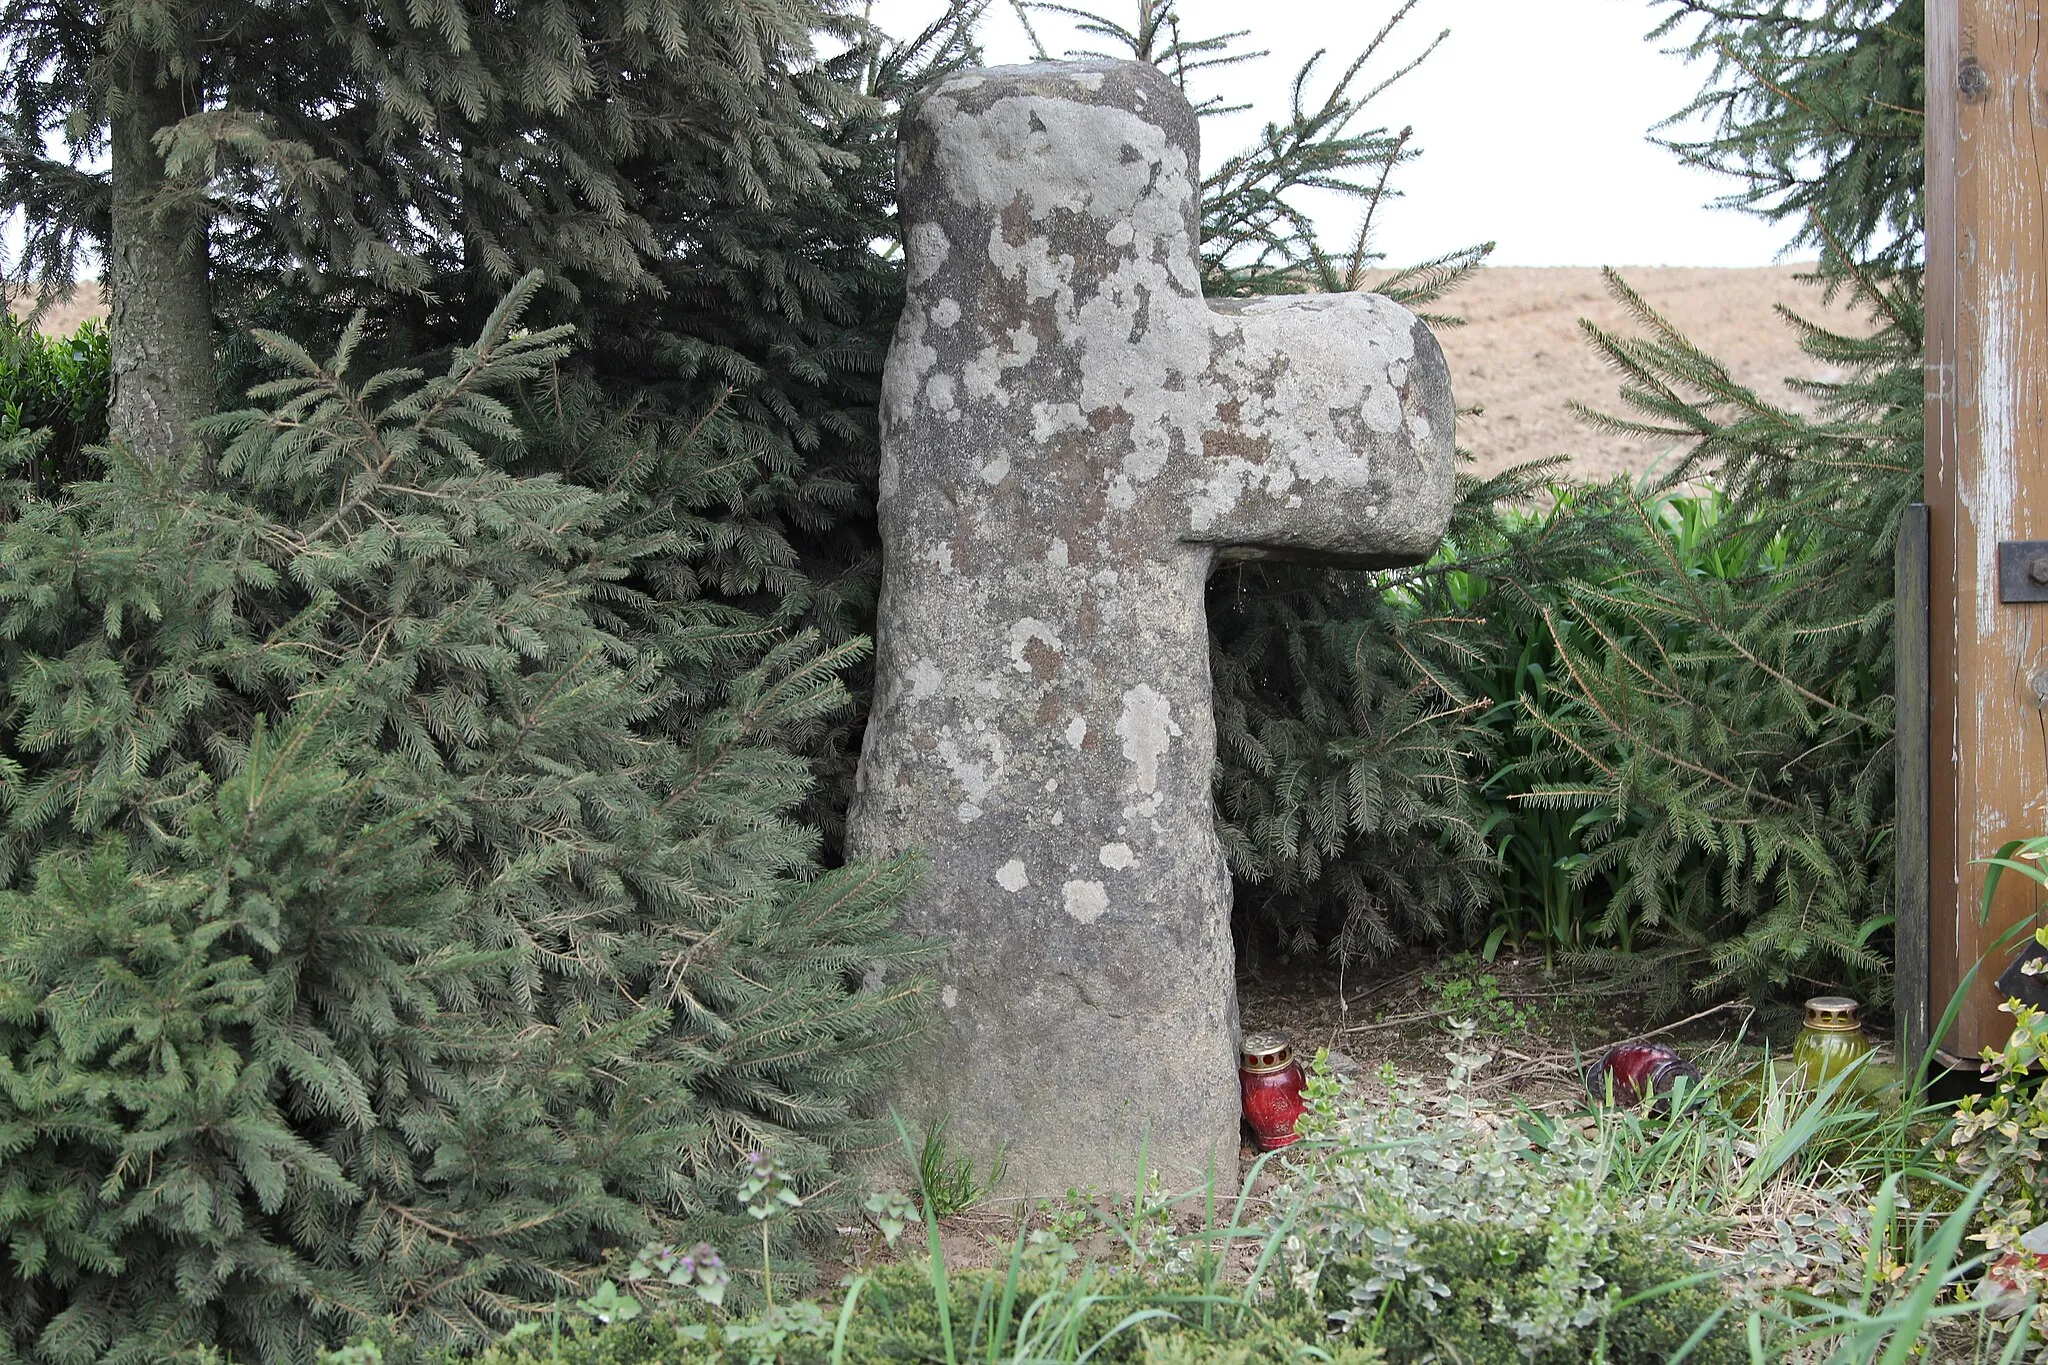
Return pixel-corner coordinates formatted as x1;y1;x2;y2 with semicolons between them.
1997;541;2048;602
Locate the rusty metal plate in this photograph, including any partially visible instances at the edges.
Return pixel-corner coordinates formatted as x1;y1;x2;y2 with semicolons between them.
1998;541;2048;602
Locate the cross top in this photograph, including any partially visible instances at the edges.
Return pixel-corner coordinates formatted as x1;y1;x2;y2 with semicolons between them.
850;59;1455;1193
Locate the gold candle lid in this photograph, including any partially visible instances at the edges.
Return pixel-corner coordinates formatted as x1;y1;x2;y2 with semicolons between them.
1803;996;1863;1032
1240;1033;1294;1074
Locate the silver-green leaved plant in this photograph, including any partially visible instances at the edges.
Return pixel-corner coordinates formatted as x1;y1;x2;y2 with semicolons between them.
1273;1046;1706;1353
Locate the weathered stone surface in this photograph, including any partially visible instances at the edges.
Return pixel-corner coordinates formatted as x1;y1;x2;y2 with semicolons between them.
847;59;1454;1193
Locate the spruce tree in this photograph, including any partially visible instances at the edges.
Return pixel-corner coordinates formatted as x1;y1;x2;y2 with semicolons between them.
1652;0;1922;276
0;280;933;1362
3;0;986;852
1497;0;1924;996
0;0;927;471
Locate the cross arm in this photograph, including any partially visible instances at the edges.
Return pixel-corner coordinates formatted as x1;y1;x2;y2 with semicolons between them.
1186;292;1456;569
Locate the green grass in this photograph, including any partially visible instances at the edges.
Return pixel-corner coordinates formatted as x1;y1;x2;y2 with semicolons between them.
915;1118;1010;1219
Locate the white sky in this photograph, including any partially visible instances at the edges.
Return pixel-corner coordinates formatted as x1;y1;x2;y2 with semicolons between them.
874;0;1799;268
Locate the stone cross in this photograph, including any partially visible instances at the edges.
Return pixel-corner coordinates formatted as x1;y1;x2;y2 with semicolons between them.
847;59;1454;1194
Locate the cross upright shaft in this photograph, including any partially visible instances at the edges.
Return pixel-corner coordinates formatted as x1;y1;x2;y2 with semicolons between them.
847;59;1455;1193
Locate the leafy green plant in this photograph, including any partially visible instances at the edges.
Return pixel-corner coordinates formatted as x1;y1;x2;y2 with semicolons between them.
1943;835;2048;1307
1428;489;1610;968
336;1181;2040;1364
1457;481;1815;979
1276;1055;1740;1362
741;1150;806;1307
1740;1170;2019;1364
0;312;108;492
409;1259;1387;1365
331;1128;1398;1365
625;1243;731;1310
1949;996;2048;1254
1418;959;1531;1037
1350;1224;1738;1365
331;1036;2002;1364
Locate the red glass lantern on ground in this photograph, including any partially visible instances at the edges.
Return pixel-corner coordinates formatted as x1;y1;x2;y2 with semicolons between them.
1585;1041;1702;1112
1239;1033;1308;1150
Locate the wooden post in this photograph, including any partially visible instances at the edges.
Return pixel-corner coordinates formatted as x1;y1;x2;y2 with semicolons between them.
1896;503;1930;1068
1925;0;2048;1062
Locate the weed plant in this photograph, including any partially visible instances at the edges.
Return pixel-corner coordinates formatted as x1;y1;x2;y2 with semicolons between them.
1293;1033;2048;1361
916;1119;1010;1220
1940;833;2048;1345
1417;958;1531;1037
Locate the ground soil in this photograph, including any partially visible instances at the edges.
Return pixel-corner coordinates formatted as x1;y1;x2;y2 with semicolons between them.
12;284;103;338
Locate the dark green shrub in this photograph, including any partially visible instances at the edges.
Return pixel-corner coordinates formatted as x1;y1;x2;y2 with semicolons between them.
0;284;932;1364
1210;552;1498;961
0;312;109;491
1429;481;1835;983
1505;0;1924;1000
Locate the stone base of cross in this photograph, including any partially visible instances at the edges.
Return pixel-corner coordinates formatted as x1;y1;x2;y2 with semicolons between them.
847;59;1455;1194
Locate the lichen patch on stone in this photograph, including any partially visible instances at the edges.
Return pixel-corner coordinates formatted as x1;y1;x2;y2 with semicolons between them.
1115;684;1179;795
1098;842;1136;870
907;658;945;698
1062;879;1110;923
1007;618;1063;674
907;221;950;287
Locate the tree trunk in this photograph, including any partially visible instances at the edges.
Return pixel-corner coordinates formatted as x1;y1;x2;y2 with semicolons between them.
107;57;213;469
